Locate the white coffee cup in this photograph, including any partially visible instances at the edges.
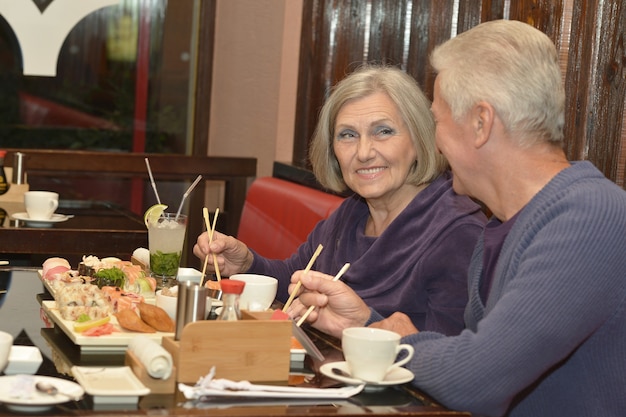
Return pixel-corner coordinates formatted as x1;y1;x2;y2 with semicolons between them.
229;274;278;311
0;331;14;372
342;327;414;383
24;191;59;220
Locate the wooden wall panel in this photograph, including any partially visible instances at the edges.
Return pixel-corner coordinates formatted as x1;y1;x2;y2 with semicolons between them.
406;0;455;98
294;0;626;188
565;0;626;187
367;0;410;65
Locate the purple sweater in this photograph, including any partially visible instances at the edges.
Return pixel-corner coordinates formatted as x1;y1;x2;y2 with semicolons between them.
249;173;487;335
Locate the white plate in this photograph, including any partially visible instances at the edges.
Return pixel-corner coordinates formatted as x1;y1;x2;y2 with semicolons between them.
12;212;72;227
41;301;174;351
320;361;414;387
71;366;150;404
0;375;84;413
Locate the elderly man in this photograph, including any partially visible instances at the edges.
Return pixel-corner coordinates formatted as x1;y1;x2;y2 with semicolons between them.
289;20;626;417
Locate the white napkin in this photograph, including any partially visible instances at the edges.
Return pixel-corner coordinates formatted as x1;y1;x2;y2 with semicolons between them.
128;335;173;379
178;367;364;399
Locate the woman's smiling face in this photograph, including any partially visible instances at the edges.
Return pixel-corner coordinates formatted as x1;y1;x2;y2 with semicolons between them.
333;91;417;202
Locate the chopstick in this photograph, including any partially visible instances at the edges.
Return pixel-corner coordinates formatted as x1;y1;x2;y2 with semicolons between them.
200;209;211;286
210;208;221;282
282;244;323;312
296;262;350;327
201;208;221;287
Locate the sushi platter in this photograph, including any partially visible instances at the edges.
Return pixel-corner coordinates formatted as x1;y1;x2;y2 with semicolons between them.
41;301;174;352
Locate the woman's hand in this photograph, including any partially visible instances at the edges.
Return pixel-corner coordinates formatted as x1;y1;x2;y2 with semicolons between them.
192;231;254;276
287;270;371;338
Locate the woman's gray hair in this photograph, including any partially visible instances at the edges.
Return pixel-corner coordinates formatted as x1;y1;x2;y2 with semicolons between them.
430;19;565;147
309;65;447;193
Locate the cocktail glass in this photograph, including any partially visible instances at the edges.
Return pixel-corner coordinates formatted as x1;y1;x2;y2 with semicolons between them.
148;213;188;289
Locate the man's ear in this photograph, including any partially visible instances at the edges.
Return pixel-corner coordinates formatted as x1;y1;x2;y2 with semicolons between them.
473;101;495;149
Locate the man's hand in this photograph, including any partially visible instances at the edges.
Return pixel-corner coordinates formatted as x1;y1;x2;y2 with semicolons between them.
287;270;371;338
369;312;419;337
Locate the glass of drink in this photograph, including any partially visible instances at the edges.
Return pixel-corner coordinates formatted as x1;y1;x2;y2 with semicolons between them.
148;213;188;289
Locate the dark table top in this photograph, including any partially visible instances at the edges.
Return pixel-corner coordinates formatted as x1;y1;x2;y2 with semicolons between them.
0;199;147;264
0;273;471;417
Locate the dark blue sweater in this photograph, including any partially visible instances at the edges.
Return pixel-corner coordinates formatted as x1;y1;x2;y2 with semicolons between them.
395;162;626;416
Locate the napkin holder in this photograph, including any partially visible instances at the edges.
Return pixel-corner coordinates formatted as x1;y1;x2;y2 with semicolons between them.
0;167;29;203
125;349;176;394
161;311;292;384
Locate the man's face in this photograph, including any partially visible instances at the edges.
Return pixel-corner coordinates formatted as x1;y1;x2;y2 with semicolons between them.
431;77;475;197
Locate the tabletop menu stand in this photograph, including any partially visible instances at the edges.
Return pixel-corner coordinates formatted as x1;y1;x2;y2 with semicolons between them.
0;167;29;226
161;311;292;384
0;167;29;202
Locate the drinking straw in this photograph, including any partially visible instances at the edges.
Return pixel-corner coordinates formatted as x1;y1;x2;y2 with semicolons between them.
296;262;350;327
144;158;161;204
282;244;323;312
175;174;202;220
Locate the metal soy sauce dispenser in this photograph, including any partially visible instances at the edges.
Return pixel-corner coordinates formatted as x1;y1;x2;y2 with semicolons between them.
12;152;26;185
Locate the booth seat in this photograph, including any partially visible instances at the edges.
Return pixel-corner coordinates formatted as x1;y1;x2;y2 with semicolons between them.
237;177;345;260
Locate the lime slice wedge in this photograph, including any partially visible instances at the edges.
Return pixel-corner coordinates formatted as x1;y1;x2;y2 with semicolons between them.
73;316;111;333
144;204;168;228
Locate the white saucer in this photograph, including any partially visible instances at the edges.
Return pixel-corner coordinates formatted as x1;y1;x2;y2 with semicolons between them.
0;375;84;413
320;361;414;388
12;212;72;227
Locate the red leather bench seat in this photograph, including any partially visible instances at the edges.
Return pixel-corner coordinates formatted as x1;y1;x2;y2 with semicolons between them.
237;177;344;260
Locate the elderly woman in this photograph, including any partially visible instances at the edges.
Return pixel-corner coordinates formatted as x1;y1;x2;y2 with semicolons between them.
194;65;486;335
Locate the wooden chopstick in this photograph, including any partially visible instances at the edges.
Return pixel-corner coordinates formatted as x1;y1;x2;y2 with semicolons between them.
200;208;211;286
200;207;221;285
210;208;221;282
282;244;323;312
296;262;350;327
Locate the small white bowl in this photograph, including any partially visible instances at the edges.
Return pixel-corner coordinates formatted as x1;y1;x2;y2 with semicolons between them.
156;288;212;320
155;289;178;319
230;274;278;311
4;345;43;375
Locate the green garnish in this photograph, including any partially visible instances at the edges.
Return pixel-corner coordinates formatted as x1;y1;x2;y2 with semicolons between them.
150;251;181;277
94;267;126;288
76;313;91;323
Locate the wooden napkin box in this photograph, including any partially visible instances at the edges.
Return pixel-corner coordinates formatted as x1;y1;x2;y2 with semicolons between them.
161;311;292;384
125;349;177;394
0;167;29;203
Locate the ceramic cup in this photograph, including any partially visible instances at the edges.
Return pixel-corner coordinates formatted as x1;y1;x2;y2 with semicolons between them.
0;331;14;372
342;327;414;383
24;191;59;220
156;288;181;320
229;274;278;311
